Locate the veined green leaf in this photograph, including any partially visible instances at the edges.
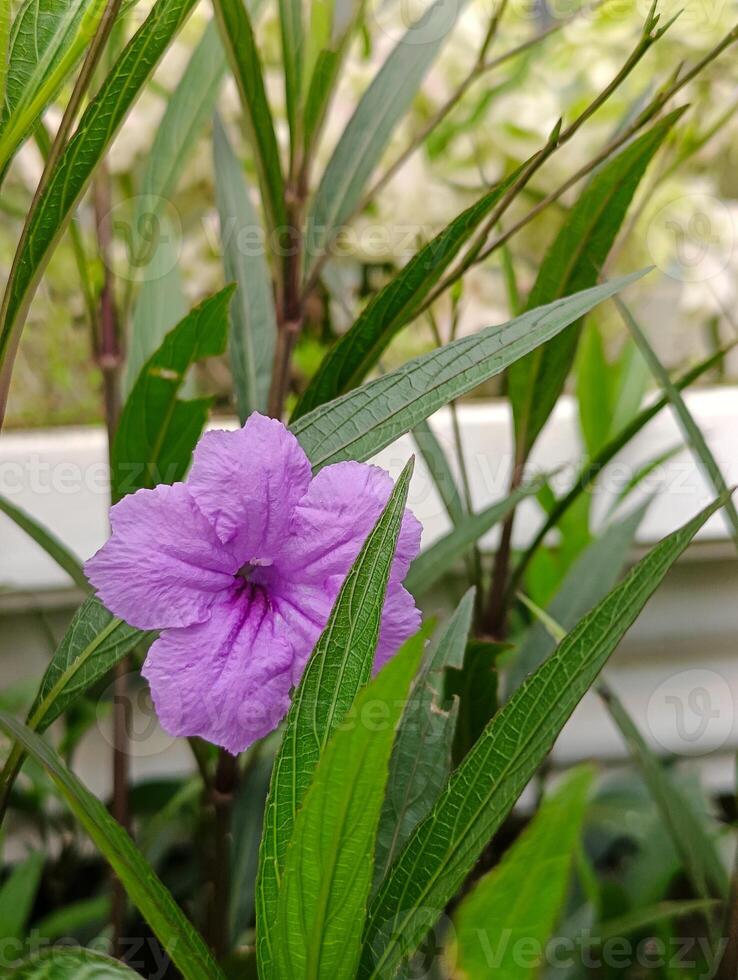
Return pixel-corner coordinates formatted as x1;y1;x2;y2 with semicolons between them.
112;286;234;501
256;459;417;977
213;113;276;420
453;766;593;980
506;501;649;697
0;492;87;589
601;684;729;902
0;712;225;980
294;175;514;419
212;0;287;238
305;0;465;273
374;590;474;886
406;480;542;596
0;0;107;177
0;850;44;943
130;19;225;267
273;635;426;980
616;297;738;551
359;495;725;977
0;596;148;819
291;273;648;472
124;217;187;395
507;109;684;463
11;948;141;979
0;0;199;373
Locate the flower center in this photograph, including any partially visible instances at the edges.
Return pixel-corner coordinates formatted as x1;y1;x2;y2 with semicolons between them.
236;557;273;581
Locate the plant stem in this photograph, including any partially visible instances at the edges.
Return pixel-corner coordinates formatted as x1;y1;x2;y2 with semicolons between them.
482;461;523;637
209;749;239;959
92;161;127;956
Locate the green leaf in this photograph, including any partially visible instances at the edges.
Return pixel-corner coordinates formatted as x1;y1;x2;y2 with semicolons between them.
213;113;276;420
291;272;648;472
600;684;729;902
273;636;426;980
453;766;593;980
294;176;514;419
0;850;44;943
0;712;224;980
446;639;502;766
507;109;683;463
256;458;416;977
374;590;474;886
405;480;542;596
411;418;464;526
212;0;287;238
0;0;107;176
616;297;738;552
130;19;225;266
278;0;302;151
576;321;613;458
0;596;148;818
10;948;141;979
112;286;234;500
0;2;9;109
511;343;734;592
305;0;466;273
359;494;725;977
506;501;649;697
124;217;187;395
0;0;199;371
302;0;362;155
0;492;87;589
596;899;721;943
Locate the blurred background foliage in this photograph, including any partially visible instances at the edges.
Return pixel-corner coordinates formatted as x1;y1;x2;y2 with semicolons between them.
2;0;737;429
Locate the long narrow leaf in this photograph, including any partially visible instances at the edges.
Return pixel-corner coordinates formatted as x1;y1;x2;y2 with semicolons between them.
112;286;234;500
256;458;417;975
0;492;87;589
507;110;683;463
0;0;107;176
212;0;287;238
0;712;224;980
511;343;734;593
273;635;426;979
374;590;474;885
291;272;648;471
130;19;226;266
305;0;466;272
359;494;726;977
616;297;738;551
213;113;276;419
0;0;199;373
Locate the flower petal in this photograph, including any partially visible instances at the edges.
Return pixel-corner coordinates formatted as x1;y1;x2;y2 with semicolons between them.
142;585;296;753
375;582;422;671
280;461;422;585
85;483;238;629
187;413;311;562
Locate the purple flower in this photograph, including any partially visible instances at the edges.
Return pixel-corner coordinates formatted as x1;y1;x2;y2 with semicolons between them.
85;413;422;753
